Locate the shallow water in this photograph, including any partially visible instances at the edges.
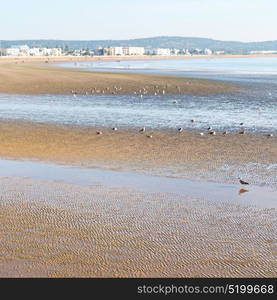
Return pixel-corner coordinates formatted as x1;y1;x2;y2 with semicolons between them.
0;91;276;133
1;57;277;133
0;159;276;209
58;56;277;74
58;56;277;83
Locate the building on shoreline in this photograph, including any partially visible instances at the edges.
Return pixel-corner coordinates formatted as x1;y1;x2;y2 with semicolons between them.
4;45;63;57
103;46;145;56
153;48;171;56
249;50;277;54
3;44;270;58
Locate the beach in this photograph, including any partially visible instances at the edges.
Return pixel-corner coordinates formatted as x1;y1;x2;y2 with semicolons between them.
0;120;276;277
0;62;239;95
0;176;276;278
0;120;276;186
0;57;276;278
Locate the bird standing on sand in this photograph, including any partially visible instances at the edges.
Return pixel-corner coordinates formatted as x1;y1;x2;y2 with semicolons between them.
112;127;118;131
139;127;146;133
239;178;249;185
178;127;183;132
209;131;216;135
146;135;153;139
96;131;103;135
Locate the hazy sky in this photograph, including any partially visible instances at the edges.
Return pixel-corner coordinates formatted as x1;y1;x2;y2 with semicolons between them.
1;0;276;41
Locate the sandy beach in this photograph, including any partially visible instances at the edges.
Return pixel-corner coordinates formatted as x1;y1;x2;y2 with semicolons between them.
0;62;239;95
0;176;276;278
0;120;276;186
0;58;276;278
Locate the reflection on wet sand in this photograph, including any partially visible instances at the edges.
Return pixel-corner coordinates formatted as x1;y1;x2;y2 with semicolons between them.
239;188;249;195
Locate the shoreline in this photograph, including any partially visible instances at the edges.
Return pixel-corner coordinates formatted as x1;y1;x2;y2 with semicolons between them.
1;54;277;64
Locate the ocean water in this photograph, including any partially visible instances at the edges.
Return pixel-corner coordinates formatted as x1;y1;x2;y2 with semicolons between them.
58;56;277;76
1;57;277;133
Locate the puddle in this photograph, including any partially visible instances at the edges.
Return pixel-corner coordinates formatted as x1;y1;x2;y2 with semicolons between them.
0;159;276;209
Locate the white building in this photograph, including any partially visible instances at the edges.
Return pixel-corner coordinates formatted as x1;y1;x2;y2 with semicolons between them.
249;50;277;54
204;48;213;55
5;46;63;57
104;46;144;56
184;49;192;56
214;50;225;55
154;48;171;56
6;47;20;56
6;45;30;56
29;48;42;56
104;47;124;56
50;48;62;56
170;48;180;55
123;47;145;56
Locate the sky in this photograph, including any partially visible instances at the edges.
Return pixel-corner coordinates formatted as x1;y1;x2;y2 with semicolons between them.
0;0;276;42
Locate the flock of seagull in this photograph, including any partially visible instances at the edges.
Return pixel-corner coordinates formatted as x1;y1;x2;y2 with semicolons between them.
96;121;274;138
71;83;184;97
94;120;275;186
71;87;275;187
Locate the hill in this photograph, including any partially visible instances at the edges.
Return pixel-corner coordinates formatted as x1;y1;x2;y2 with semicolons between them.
1;36;277;54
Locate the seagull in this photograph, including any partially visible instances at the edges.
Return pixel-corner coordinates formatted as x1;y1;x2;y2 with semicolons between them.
209;131;216;135
207;126;213;131
96;131;103;135
146;135;153;138
199;132;204;136
112;127;118;131
191;119;195;123
223;131;228;135
178;127;183;132
266;133;273;137
239;178;249;185
139;127;146;133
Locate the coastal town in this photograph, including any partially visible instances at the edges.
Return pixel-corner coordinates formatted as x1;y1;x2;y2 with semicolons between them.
0;44;223;57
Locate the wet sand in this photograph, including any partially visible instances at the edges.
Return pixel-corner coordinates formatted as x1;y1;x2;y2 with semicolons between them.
0;120;276;277
0;120;276;187
1;54;277;64
0;63;239;95
0;177;276;277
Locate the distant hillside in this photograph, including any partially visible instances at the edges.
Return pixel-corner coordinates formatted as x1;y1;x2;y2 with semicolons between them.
1;36;277;54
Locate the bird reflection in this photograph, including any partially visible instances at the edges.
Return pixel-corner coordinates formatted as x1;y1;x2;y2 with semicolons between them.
239;188;249;195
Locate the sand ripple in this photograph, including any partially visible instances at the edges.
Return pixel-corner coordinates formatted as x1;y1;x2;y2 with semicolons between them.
0;177;276;277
